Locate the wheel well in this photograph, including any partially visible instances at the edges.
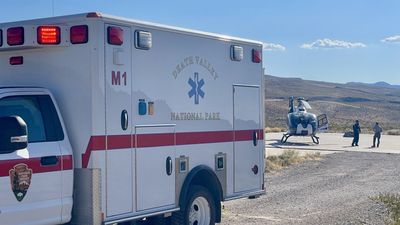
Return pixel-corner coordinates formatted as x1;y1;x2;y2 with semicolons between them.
179;165;223;223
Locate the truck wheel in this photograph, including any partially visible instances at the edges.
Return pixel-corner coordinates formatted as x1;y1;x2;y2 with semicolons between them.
171;185;216;225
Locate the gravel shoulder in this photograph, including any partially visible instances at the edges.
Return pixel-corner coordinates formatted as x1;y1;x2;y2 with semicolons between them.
221;152;400;225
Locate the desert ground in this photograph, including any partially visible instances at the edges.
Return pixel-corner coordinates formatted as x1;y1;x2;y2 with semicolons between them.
220;133;400;225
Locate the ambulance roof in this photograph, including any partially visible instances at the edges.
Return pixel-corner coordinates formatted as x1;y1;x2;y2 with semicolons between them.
0;12;263;46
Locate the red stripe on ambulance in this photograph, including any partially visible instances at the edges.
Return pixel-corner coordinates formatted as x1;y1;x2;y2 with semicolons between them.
0;155;73;177
81;129;264;168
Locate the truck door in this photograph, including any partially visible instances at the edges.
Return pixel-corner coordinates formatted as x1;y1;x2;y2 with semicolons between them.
233;85;263;193
104;24;134;216
0;94;64;225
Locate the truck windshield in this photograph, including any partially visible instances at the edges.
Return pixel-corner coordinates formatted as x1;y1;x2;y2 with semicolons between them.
0;95;64;143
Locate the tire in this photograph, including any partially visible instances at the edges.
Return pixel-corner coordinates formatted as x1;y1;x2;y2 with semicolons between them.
171;185;216;225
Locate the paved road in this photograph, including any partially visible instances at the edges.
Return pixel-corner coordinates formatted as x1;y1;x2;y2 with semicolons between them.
221;152;400;225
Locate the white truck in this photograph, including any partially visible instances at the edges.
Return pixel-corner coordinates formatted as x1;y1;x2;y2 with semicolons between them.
0;12;265;225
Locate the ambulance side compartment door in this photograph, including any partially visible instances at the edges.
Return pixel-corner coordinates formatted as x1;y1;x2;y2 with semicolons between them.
233;85;263;193
104;24;134;217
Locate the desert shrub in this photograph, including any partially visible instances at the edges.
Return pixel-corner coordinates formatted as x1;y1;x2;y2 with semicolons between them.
265;150;321;173
387;130;400;136
372;193;400;225
265;127;286;133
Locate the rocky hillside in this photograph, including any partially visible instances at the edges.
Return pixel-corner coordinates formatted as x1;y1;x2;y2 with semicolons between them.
265;75;400;132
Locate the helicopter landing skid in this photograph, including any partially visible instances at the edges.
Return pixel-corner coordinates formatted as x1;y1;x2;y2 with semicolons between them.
311;135;320;144
280;133;320;144
281;133;291;143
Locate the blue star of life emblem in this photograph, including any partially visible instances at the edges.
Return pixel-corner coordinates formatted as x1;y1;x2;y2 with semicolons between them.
188;72;205;104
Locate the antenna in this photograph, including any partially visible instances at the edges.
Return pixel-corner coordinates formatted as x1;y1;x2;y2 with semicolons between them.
52;0;55;16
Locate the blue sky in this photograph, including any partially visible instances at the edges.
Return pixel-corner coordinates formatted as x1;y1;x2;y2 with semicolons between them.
1;0;399;84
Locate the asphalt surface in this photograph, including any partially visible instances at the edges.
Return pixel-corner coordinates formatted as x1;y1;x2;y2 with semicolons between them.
221;151;400;225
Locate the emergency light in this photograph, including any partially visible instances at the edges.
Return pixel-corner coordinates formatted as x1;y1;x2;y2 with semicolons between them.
86;12;102;18
231;45;243;61
37;26;61;45
108;26;123;45
9;56;23;65
70;25;88;44
252;49;262;63
7;27;24;46
135;30;152;50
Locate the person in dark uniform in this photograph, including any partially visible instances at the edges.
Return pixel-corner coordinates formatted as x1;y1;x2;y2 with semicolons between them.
352;120;361;146
372;122;383;148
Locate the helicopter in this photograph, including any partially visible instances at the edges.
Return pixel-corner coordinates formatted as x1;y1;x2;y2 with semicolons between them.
281;96;328;144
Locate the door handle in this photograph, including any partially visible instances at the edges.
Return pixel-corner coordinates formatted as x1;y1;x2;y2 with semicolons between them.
166;156;173;176
121;110;128;131
41;156;59;166
253;130;258;147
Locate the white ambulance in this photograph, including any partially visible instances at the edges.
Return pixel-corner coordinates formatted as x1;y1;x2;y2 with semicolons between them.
0;12;265;225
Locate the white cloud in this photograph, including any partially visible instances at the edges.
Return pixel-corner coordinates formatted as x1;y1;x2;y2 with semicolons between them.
300;38;366;49
263;42;286;51
381;35;400;43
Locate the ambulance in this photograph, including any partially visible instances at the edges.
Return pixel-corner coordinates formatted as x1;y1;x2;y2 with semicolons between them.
0;12;265;225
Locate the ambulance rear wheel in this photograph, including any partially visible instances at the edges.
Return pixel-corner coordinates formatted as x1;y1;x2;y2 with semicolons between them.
171;185;216;225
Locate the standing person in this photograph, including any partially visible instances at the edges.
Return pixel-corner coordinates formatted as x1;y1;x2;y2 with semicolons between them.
352;120;361;147
372;122;383;148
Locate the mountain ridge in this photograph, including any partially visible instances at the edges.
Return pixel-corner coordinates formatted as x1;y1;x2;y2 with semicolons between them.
346;81;400;89
265;75;400;131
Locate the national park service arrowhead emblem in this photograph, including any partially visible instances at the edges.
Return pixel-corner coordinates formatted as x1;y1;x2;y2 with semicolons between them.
9;164;32;202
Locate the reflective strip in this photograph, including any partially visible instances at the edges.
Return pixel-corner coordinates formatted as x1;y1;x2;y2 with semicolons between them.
10;135;27;143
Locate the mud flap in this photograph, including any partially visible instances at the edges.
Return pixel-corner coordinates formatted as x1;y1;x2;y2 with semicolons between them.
71;169;102;225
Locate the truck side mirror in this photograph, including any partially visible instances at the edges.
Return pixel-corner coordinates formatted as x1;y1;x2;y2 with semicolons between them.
0;116;28;154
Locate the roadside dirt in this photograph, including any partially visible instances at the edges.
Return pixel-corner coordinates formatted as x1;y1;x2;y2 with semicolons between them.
221;152;400;225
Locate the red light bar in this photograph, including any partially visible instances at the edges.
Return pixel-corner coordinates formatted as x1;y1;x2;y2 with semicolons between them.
7;27;24;46
37;26;61;45
107;26;123;45
87;12;102;18
70;25;88;44
10;56;23;65
252;49;262;63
